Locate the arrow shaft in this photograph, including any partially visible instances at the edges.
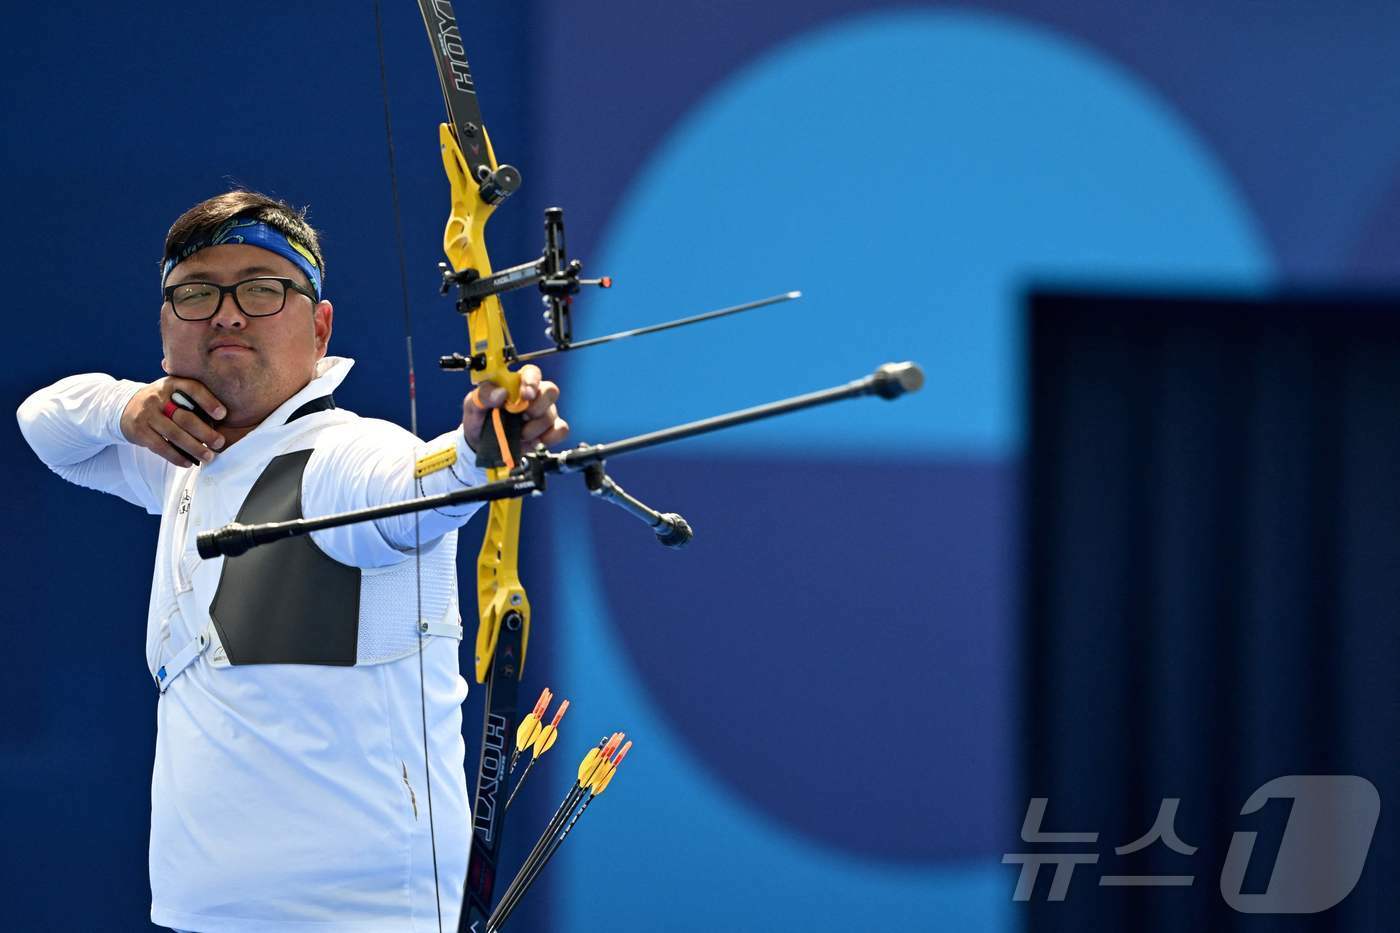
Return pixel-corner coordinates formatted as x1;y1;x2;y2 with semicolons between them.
486;794;595;932
502;756;536;813
488;784;588;928
514;291;800;362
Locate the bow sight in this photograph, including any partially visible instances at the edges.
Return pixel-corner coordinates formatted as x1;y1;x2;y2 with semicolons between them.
434;203;802;372
437;206;612;373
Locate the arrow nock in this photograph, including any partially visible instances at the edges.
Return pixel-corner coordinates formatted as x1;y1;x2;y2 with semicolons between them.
591;740;633;796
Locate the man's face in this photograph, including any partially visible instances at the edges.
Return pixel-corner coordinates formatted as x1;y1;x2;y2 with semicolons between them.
160;243;333;423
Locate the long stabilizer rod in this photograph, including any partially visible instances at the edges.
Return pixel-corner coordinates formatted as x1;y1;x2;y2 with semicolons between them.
196;362;924;559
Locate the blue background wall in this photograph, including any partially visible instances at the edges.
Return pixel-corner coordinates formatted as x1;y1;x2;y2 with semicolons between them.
4;1;1399;929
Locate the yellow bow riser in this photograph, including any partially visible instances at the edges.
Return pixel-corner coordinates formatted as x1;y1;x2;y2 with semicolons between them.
438;123;522;403
437;122;531;684
475;497;528;683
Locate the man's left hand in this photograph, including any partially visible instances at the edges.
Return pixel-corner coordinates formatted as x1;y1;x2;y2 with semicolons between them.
462;364;569;454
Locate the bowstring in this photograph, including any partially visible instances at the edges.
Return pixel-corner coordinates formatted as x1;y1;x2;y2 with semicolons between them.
374;2;444;930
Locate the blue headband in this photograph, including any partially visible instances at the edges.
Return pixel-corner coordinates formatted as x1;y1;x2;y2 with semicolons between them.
161;217;323;298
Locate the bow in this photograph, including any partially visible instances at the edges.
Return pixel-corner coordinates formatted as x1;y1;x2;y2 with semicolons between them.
361;4;922;930
394;2;570;928
371;0;528;927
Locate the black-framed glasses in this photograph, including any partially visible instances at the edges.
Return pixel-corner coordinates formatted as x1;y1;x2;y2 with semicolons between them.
163;276;317;321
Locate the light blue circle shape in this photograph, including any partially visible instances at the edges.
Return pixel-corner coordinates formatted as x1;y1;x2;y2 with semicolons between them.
553;9;1276;931
570;10;1272;460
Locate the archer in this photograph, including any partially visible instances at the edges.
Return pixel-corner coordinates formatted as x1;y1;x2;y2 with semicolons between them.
15;189;566;932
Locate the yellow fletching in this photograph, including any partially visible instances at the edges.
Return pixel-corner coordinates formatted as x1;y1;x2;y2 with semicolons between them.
593;765;618;795
514;688;551;750
594;741;632;796
515;714;540;751
581;750;607;784
588;761;613;793
576;748;601;783
581;733;623;784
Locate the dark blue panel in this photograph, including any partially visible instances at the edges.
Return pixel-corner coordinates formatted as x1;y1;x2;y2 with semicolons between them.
584;454;1017;861
1025;292;1400;931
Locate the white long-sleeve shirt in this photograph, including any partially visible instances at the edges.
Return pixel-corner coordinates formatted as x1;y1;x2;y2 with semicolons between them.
17;356;487;932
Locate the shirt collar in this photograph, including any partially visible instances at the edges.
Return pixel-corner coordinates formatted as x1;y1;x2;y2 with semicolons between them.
198;356;355;478
263;356;354;426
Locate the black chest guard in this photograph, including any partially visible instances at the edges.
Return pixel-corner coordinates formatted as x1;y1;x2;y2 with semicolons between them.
208;402;361;666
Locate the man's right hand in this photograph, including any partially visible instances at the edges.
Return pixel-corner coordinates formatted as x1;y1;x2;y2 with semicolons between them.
120;378;228;467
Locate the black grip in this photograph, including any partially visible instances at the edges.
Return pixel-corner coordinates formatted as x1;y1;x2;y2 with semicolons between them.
474;406;526;470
